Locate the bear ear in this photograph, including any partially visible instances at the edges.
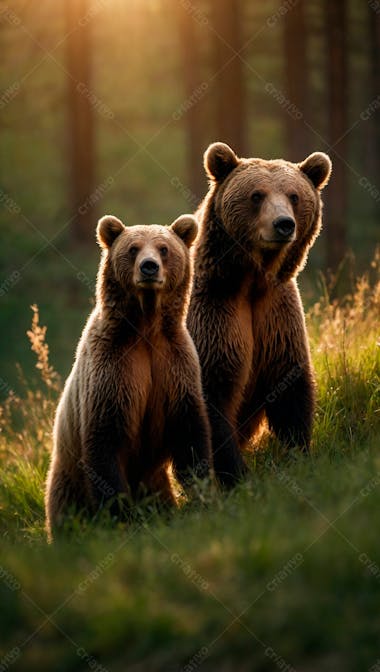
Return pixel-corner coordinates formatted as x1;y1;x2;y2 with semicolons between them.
204;142;240;182
299;152;332;190
170;215;198;248
97;215;125;249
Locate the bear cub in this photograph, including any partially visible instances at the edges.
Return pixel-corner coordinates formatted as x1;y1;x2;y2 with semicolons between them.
46;214;211;537
188;142;332;486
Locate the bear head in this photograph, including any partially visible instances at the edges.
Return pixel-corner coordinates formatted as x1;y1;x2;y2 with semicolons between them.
203;142;332;278
96;215;198;313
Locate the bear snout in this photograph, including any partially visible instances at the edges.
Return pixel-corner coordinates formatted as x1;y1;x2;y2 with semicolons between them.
140;258;160;277
137;257;164;286
272;216;296;242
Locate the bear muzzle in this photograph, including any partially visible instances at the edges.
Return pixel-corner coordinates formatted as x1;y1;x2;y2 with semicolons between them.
271;216;296;243
136;258;164;287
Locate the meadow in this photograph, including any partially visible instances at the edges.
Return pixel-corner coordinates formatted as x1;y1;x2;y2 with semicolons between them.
0;254;379;672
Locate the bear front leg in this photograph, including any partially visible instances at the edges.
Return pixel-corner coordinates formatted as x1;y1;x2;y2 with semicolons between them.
168;393;212;491
83;447;127;517
82;415;129;519
202;351;249;487
189;305;251;488
265;364;315;452
208;405;248;487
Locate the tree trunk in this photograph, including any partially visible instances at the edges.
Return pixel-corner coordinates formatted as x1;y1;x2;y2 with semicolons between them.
176;0;205;202
367;4;380;209
283;0;310;161
65;0;96;244
211;0;247;155
324;0;348;270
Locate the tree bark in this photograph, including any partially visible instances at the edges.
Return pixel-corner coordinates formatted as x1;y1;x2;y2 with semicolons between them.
65;0;96;244
367;4;380;208
176;0;205;202
211;0;247;155
324;0;348;270
283;0;310;161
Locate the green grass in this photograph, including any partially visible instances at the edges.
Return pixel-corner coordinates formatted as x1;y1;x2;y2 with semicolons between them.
0;258;379;671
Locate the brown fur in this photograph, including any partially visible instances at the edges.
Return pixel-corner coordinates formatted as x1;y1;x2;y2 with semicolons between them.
46;214;212;538
188;142;332;486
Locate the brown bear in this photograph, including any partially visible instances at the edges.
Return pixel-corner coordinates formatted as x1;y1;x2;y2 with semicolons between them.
46;214;212;537
187;142;332;486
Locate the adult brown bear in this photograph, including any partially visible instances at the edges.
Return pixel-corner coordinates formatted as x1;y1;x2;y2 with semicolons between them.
46;214;211;537
188;142;332;486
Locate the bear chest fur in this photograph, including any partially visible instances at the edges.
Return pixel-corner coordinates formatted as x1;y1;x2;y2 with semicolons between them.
246;279;306;387
115;335;173;474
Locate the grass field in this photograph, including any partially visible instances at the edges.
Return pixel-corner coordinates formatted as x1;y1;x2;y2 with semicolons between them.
0;256;379;672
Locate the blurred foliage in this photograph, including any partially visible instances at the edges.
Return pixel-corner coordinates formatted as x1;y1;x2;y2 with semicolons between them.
0;0;378;391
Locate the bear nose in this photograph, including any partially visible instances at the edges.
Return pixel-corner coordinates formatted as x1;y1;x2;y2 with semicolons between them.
139;258;160;277
272;216;295;239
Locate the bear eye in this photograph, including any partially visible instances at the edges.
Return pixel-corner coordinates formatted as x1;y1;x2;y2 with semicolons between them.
289;193;299;206
129;246;139;257
159;246;168;257
251;191;265;205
